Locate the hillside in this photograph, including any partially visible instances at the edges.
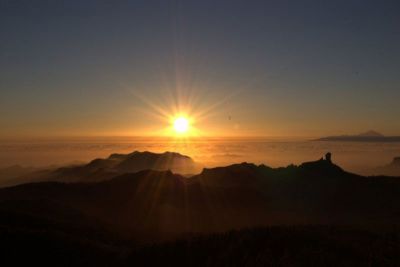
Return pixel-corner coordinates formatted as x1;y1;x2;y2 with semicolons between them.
0;151;202;187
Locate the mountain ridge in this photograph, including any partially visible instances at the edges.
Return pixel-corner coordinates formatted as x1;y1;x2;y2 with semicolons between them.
0;151;202;187
1;152;399;243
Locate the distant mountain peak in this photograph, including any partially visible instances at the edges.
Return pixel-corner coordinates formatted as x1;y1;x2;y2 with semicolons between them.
357;130;384;137
391;157;400;166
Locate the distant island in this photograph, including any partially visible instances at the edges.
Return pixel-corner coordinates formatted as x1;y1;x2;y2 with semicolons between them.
315;130;400;142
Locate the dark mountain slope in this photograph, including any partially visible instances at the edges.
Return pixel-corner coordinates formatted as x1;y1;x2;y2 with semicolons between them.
0;153;399;242
124;226;400;267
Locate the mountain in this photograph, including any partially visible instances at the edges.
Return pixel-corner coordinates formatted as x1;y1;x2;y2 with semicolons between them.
0;151;202;187
0;152;399;244
315;131;400;142
1;152;400;265
392;157;400;165
374;157;400;176
0;165;37;185
357;130;384;137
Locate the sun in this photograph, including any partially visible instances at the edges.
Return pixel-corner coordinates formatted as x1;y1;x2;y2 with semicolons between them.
173;117;190;134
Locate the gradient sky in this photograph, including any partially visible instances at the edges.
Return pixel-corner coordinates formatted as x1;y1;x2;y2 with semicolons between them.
1;0;400;138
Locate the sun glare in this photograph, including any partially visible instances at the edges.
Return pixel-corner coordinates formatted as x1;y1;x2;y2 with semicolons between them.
173;117;189;134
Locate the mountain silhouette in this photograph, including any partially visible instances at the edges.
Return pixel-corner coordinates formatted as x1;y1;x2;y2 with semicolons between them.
357;130;384;137
0;151;202;187
0;152;399;243
315;131;400;142
1;152;400;266
374;156;400;176
0;165;37;186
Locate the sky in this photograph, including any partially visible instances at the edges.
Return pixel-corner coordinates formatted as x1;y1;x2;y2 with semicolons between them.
1;0;400;138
